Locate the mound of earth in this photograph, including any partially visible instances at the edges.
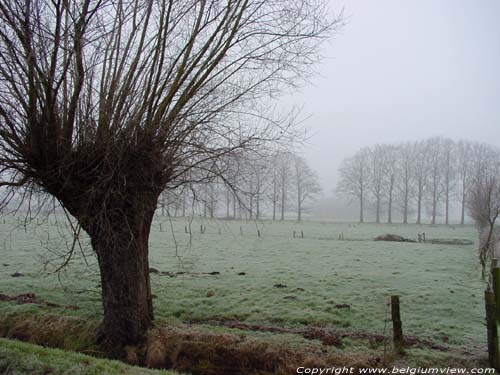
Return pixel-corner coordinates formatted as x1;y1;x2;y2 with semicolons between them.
374;234;416;242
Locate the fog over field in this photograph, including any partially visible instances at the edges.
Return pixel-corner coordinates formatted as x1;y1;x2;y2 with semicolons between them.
292;0;500;206
2;1;500;373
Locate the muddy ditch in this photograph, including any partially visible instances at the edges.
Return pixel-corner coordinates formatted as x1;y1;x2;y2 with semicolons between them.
0;297;395;375
0;294;458;375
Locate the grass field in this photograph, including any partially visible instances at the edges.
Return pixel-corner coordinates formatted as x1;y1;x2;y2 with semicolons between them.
0;214;487;369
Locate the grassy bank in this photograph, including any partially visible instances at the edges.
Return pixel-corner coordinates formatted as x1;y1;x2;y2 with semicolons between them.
0;337;179;375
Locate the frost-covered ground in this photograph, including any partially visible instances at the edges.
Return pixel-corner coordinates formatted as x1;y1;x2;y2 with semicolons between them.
0;215;485;354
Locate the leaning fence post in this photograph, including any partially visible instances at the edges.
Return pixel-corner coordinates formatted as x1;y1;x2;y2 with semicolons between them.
391;295;404;353
485;289;500;370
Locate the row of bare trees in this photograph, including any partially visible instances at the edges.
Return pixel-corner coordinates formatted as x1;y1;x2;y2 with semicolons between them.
159;150;322;221
337;137;498;225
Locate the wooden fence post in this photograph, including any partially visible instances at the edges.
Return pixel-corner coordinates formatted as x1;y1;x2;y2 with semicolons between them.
493;259;499;269
485;290;500;370
391;295;404;353
492;267;500;321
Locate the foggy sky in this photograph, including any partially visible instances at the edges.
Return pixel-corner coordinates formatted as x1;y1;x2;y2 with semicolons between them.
289;0;500;194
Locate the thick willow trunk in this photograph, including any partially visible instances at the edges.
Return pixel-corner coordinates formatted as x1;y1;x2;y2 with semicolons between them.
89;203;155;354
55;176;160;355
40;144;166;355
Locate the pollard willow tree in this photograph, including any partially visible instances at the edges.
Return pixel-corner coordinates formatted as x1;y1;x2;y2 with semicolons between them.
0;0;341;351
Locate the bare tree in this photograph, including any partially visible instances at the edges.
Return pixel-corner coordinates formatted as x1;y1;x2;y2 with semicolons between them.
276;151;293;221
252;157;271;220
0;0;339;352
337;147;369;223
383;145;397;224
367;145;387;224
292;154;321;221
425;137;446;225
456;140;473;225
413;141;428;224
228;150;270;219
467;151;500;276
441;138;456;225
396;142;414;224
267;152;281;220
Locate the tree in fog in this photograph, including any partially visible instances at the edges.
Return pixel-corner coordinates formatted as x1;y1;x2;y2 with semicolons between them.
251;157;271;220
383;145;398;224
276;151;293;220
456;140;474;225
292;154;321;221
337;147;369;223
412;141;428;224
441;138;456;225
467;151;500;275
396;142;414;224
221;153;243;219
237;152;270;219
471;142;492;183
267;152;282;220
425;137;446;225
0;0;339;352
367;145;387;224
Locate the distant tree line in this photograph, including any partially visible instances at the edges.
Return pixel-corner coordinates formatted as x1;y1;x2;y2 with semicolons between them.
336;137;499;225
159;150;322;221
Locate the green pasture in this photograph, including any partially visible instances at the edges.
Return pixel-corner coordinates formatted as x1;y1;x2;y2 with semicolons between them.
0;215;485;356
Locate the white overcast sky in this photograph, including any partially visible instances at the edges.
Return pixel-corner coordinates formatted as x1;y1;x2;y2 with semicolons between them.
286;0;500;193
